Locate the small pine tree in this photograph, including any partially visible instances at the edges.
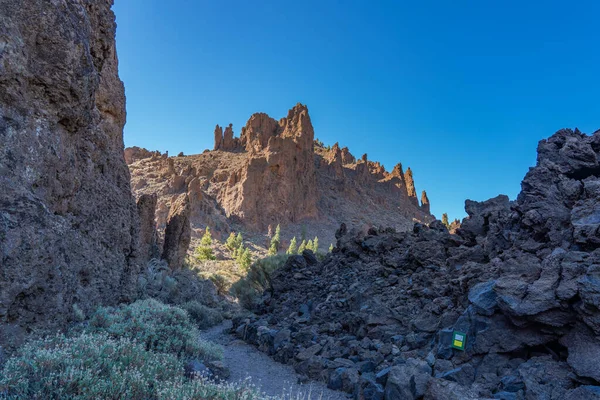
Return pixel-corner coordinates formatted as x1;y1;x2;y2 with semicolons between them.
298;240;307;254
268;242;278;256
201;227;212;246
442;213;450;230
240;248;252;270
313;237;319;254
235;244;244;266
195;227;215;261
286;237;297;255
306;239;314;252
225;232;237;252
235;232;243;249
328;243;334;253
268;224;281;255
275;224;281;238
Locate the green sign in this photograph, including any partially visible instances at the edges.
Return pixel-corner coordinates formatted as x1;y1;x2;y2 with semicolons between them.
451;331;466;351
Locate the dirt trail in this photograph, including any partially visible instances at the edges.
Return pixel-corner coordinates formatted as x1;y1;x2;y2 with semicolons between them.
200;320;348;400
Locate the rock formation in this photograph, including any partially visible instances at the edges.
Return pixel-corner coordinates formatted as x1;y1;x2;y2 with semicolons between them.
161;194;191;269
230;104;317;228
125;146;161;164
213;125;223;150
137;194;159;263
233;128;600;399
421;190;430;213
0;0;141;349
214;123;240;151
128;103;433;249
405;167;419;207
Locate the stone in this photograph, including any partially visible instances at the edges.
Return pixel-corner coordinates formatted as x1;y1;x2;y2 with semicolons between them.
184;360;211;378
327;367;359;393
354;374;385;400
384;358;432;400
296;344;322;361
565;386;600;400
468;280;497;316
560;324;600;381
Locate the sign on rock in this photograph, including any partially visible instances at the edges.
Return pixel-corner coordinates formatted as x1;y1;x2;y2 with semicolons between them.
452;331;466;351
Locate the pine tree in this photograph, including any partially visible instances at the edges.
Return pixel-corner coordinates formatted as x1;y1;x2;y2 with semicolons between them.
328;243;334;253
240;248;252;270
225;232;237;252
306;239;314;252
313;237;319;254
195;227;215;261
235;232;243;249
201;227;212;246
298;240;307;254
267;224;281;255
286;237;297;255
267;242;278;256
442;213;450;230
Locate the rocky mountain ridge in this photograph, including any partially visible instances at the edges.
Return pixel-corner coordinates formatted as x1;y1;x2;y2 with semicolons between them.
126;104;433;252
232;128;600;399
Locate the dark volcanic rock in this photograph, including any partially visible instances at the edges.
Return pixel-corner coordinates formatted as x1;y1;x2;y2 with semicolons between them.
233;128;600;399
0;0;142;349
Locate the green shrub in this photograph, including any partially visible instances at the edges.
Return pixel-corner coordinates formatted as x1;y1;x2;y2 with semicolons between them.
230;254;289;309
182;301;224;329
0;332;182;399
209;273;228;295
88;299;221;361
0;333;268;400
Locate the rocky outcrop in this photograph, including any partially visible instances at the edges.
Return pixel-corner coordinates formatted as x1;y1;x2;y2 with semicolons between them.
213;125;223;150
161;194;191;269
137;194;159;263
421;190;430;213
405;167;419;207
0;0;141;349
125;146;161;164
224;103;318;229
214;123;240;151
233;128;600;399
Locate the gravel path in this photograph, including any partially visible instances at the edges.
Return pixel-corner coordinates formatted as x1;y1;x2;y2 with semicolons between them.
200;320;348;400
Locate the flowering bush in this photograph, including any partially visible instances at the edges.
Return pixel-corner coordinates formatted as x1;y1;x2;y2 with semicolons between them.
88;298;221;361
0;332;275;399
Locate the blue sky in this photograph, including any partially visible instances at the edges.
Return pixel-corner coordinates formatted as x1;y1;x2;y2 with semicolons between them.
113;0;599;221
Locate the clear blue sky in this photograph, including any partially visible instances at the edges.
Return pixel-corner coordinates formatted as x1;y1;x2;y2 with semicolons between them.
113;0;599;221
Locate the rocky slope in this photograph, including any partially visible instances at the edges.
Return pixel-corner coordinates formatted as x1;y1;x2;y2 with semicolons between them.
127;104;433;252
233;128;600;399
0;0;145;351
